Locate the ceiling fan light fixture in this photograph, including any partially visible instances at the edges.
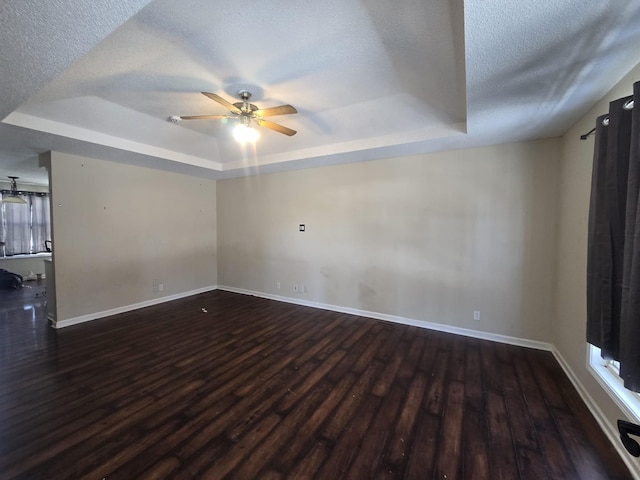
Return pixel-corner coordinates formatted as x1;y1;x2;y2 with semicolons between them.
2;176;27;204
233;122;259;143
2;195;27;204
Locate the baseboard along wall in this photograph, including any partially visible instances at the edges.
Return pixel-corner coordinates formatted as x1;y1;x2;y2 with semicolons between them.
52;286;218;329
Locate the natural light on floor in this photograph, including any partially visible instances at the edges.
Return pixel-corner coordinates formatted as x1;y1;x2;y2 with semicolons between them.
589;344;640;424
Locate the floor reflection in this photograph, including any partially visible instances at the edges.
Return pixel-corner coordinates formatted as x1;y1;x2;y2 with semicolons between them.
0;280;50;361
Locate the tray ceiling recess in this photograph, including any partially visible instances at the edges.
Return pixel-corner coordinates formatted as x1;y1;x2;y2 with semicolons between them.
1;0;640;181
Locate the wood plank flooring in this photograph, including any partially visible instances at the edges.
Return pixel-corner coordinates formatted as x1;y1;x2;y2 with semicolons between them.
0;289;632;479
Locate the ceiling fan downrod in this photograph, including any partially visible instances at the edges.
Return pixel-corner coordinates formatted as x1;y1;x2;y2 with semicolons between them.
238;90;252;113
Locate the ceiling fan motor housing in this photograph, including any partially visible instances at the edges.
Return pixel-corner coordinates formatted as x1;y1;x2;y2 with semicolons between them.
235;90;257;114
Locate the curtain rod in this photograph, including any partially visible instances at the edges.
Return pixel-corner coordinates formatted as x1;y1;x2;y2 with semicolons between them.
580;98;634;140
580;127;596;140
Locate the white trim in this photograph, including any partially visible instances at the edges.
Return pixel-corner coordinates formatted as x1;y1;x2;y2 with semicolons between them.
588;346;640;424
4;111;224;172
552;346;640;479
217;285;553;351
52;286;218;329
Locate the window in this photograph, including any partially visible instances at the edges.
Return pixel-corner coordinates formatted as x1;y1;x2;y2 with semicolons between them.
0;193;51;256
586;82;640;392
589;345;640;424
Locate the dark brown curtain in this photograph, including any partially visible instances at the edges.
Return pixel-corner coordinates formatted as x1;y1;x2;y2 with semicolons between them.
587;81;640;391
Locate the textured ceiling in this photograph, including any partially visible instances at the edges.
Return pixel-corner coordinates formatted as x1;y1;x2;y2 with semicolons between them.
1;0;640;185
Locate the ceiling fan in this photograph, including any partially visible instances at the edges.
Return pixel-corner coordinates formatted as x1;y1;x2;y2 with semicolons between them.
178;90;297;139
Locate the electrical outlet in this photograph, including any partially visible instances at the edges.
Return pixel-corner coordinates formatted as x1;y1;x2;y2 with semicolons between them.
473;310;481;321
301;284;307;293
159;283;164;292
276;281;281;289
293;284;298;292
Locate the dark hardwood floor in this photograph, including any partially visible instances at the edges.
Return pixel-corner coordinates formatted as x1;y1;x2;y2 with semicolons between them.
0;289;632;479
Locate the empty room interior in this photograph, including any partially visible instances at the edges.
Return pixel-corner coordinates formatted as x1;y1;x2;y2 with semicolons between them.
2;1;640;478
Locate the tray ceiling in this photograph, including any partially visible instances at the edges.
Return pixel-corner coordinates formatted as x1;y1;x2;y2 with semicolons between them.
1;0;639;183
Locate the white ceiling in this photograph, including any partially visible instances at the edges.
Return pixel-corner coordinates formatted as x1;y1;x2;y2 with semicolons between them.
1;0;640;186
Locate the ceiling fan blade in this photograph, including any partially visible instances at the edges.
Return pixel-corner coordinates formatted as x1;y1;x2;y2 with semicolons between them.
201;92;242;114
254;105;298;117
257;119;297;136
179;114;230;120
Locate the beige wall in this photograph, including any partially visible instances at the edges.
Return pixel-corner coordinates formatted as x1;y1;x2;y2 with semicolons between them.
218;138;561;342
554;62;640;452
48;152;217;321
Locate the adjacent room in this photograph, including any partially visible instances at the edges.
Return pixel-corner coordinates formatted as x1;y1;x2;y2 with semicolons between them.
2;1;640;478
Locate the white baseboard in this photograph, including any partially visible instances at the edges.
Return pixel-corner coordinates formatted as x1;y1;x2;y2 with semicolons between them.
217;285;553;351
552;347;640;479
52;285;218;329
